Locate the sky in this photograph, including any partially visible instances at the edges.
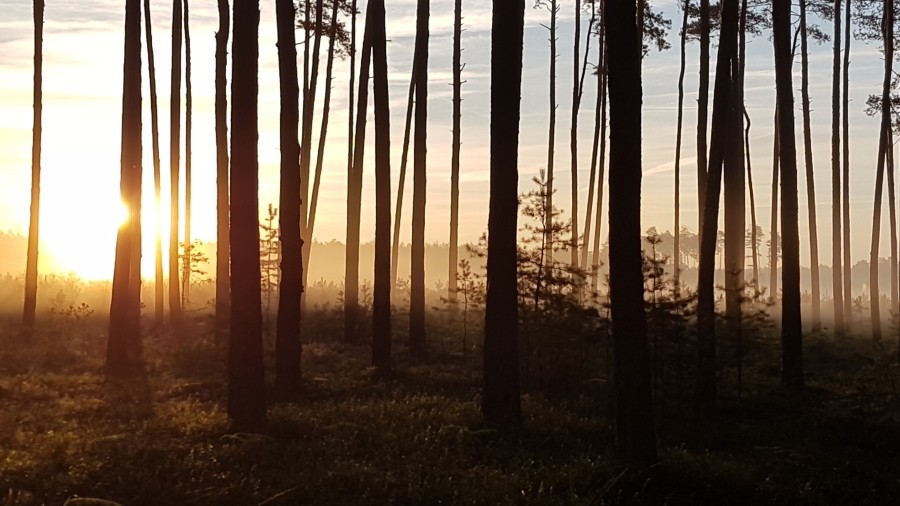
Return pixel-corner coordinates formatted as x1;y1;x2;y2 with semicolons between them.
0;0;896;280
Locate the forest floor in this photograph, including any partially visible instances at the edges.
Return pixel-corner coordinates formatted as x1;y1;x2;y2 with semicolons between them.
1;312;899;505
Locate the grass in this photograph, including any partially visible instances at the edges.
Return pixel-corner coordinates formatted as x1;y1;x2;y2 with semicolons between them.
1;311;899;505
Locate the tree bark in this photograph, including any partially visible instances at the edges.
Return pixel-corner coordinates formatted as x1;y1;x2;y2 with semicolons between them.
215;0;231;341
483;0;524;432
23;0;43;336
168;0;183;329
228;0;265;431
697;0;710;238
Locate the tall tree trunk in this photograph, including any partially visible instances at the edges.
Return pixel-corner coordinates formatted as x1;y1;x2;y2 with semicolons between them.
697;0;740;410
275;0;303;388
449;0;462;302
300;0;324;280
347;0;356;225
831;0;845;334
581;1;600;271
745;108;760;286
545;0;558;263
169;0;183;329
671;0;688;288
108;0;143;370
569;0;581;267
183;0;193;308
591;33;608;293
697;0;710;238
345;8;373;344
774;0;803;388
23;0;43;336
770;113;780;301
842;0;852;324
869;0;892;342
800;0;821;331
215;0;231;341
371;0;392;374
606;0;657;464
409;0;430;356
228;0;265;431
483;0;524;432
144;0;164;330
390;61;416;293
889;131;898;321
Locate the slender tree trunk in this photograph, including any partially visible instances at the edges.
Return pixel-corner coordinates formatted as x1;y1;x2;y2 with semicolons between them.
889;132;898;320
581;2;600;271
144;0;164;330
697;0;710;238
371;0;392;374
390;61;416;293
483;0;524;433
409;0;430;356
169;0;183;328
606;0;657;464
347;0;356;217
275;0;303;388
345;8;373;343
774;0;803;388
23;0;43;336
671;0;688;288
545;0;558;263
770;113;780;301
842;0;852;323
697;0;739;410
591;34;608;293
569;0;581;267
228;0;265;431
449;0;463;302
215;0;230;341
108;0;143;369
799;0;821;331
745;108;760;286
182;0;193;308
300;0;324;272
831;0;845;334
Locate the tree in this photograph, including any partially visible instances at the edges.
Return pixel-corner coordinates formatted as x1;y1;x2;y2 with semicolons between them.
23;0;43;336
580;2;601;273
371;0;392;375
169;0;183;329
409;0;429;356
605;0;657;464
300;0;324;257
215;0;231;341
228;0;265;430
672;0;689;288
275;0;303;388
539;0;558;264
831;0;845;334
570;0;582;267
449;0;463;303
483;0;524;432
144;0;164;330
800;0;822;331
390;56;416;293
108;0;143;370
697;0;740;409
770;113;779;301
696;0;710;237
182;0;194;309
345;7;373;343
773;0;803;387
591;21;608;293
842;0;852;324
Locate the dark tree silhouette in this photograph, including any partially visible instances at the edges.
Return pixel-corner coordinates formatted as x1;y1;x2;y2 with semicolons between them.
590;23;608;293
696;0;710;237
605;0;657;464
390;56;416;293
275;0;303;388
144;0;164;330
228;0;265;431
449;0;463;302
169;0;183;329
842;0;852;325
831;0;845;334
569;0;582;267
672;0;688;287
371;0;392;375
773;0;803;388
409;0;429;356
215;0;231;341
23;0;43;336
108;0;143;370
483;0;524;432
540;0;558;264
800;0;822;331
182;0;194;307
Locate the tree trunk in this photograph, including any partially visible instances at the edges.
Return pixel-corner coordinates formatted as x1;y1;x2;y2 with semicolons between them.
347;0;356;228
371;0;392;374
345;8;373;344
745;108;760;286
183;0;193;308
580;3;599;271
390;60;416;293
591;33;608;293
409;0;430;356
569;0;581;267
449;0;462;302
697;0;710;238
275;0;303;388
671;0;688;288
23;0;44;336
842;0;852;324
483;0;524;432
831;0;845;334
108;0;143;370
545;0;558;264
169;0;183;329
606;0;657;464
228;0;265;431
770;113;780;302
697;0;740;410
774;0;803;388
144;0;164;330
799;0;821;331
300;0;324;286
215;0;230;341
